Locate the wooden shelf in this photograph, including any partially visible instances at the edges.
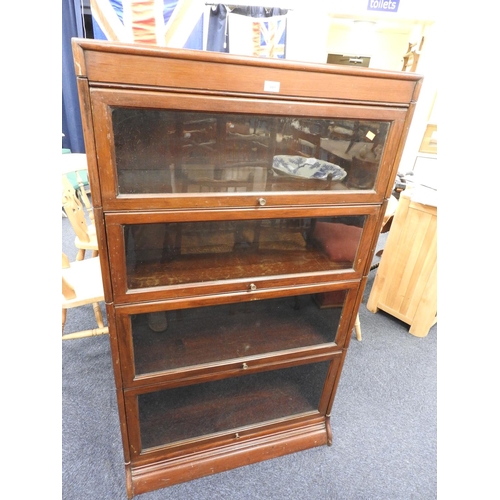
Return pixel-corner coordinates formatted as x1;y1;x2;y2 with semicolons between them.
137;361;330;450
128;248;349;289
131;294;343;375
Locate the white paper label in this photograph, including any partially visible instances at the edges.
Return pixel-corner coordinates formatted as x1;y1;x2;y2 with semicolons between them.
264;80;280;92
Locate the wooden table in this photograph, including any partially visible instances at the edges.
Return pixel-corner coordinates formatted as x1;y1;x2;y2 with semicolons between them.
367;188;437;337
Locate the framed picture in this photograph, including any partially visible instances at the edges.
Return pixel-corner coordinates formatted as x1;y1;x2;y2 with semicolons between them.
419;124;437;154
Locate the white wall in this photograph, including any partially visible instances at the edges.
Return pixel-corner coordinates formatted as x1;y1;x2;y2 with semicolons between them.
398;23;438;176
369;30;411;70
324;17;438;180
285;9;331;63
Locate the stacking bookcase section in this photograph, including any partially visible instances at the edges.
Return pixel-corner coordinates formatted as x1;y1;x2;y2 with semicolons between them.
87;85;411;210
125;356;340;457
105;208;380;303
115;281;358;388
72;38;422;499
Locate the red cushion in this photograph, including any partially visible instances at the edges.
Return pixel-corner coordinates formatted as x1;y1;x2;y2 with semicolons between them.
312;222;362;262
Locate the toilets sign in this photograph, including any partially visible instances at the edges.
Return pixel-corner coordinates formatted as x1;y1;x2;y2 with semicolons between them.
367;0;400;12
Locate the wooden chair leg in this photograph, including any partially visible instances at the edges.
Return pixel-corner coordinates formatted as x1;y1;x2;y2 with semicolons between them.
62;326;109;340
62;308;67;334
92;302;105;329
62;304;108;340
354;313;362;341
76;249;86;261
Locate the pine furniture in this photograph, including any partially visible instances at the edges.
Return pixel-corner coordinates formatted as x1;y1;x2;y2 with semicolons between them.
72;38;422;498
367;189;437;337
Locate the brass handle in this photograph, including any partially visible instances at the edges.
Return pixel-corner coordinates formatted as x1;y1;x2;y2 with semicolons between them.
258;197;267;206
249;283;257;291
242;363;249;370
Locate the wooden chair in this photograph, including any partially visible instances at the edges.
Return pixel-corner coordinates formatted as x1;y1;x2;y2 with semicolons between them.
401;37;424;72
291;128;321;158
179;165;257;193
328;121;355;145
345;155;379;190
62;253;108;340
62;168;98;261
62;153;94;219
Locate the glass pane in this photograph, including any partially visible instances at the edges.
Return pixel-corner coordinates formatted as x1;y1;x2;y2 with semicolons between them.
112;108;390;194
131;291;346;376
124;216;366;290
138;361;329;450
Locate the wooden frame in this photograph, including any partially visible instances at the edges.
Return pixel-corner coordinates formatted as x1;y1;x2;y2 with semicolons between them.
419;123;437;154
88;88;409;211
104;206;381;304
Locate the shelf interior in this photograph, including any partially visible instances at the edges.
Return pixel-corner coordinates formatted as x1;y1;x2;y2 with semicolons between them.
125;217;365;289
131;292;345;375
138;360;331;451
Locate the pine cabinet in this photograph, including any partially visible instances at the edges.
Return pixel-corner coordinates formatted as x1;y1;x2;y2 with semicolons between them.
72;38;422;498
367;189;437;337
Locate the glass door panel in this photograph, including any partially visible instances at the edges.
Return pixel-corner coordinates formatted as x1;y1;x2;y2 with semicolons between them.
137;361;330;451
111;107;390;195
124;215;366;290
129;291;347;377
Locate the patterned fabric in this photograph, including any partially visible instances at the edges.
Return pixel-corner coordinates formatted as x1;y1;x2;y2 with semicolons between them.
90;0;202;48
252;17;286;58
228;13;287;59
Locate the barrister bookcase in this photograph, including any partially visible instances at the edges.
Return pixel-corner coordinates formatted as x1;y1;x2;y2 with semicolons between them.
72;38;422;498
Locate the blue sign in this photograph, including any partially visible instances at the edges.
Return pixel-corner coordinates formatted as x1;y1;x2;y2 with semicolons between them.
367;0;400;12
